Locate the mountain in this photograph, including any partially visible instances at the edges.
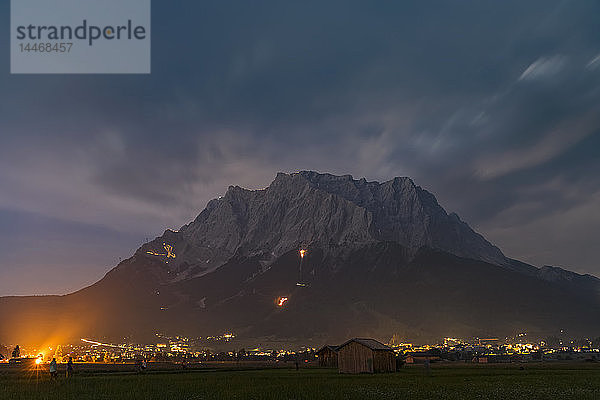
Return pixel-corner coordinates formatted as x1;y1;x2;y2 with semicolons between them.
1;171;599;346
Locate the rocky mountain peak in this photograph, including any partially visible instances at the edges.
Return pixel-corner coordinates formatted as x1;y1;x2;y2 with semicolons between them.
138;171;511;283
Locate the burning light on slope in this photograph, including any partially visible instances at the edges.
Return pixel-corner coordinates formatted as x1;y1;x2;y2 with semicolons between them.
299;249;306;258
146;243;176;259
164;243;176;258
277;297;289;307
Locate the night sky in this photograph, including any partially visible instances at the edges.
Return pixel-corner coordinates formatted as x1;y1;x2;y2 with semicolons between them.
1;1;599;295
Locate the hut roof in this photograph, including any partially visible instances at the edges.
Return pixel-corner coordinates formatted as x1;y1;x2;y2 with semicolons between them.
317;345;339;353
338;338;393;351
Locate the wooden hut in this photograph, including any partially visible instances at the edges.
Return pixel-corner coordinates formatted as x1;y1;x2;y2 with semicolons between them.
316;345;339;368
337;338;396;374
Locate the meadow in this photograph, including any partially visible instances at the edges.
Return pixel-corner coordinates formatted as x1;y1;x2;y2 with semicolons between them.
1;362;599;400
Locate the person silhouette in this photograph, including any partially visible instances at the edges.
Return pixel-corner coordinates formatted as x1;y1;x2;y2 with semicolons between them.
66;357;74;378
49;358;58;380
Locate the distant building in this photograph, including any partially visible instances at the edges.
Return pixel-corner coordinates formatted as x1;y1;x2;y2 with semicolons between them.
486;354;511;363
316;345;339;368
337;338;396;374
478;338;499;346
405;355;442;364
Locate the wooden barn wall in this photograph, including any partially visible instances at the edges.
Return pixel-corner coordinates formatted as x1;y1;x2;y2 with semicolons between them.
373;350;395;373
318;349;338;368
338;342;374;374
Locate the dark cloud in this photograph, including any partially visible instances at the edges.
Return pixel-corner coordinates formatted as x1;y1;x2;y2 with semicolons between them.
1;0;600;294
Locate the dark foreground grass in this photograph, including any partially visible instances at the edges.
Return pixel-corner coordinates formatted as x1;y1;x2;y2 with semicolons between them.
1;363;600;400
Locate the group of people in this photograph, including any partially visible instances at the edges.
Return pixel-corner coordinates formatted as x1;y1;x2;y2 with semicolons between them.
47;356;149;378
48;357;74;380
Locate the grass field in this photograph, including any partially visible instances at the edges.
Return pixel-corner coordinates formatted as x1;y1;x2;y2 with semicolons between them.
1;363;599;400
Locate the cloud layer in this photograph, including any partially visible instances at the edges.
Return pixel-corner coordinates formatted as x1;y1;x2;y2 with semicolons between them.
1;0;600;294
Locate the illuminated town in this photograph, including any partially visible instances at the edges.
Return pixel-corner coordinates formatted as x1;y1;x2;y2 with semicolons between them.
3;332;599;367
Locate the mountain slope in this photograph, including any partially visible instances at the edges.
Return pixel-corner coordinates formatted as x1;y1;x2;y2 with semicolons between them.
1;171;598;346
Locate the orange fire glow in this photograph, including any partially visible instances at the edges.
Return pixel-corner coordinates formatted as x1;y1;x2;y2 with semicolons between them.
277;297;289;307
299;249;306;258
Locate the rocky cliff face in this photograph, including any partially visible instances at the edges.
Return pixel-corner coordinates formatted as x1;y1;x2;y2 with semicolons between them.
293;171;507;266
139;171;509;283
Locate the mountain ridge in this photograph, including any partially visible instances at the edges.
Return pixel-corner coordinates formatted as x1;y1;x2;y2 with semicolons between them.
139;170;516;285
1;171;599;346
